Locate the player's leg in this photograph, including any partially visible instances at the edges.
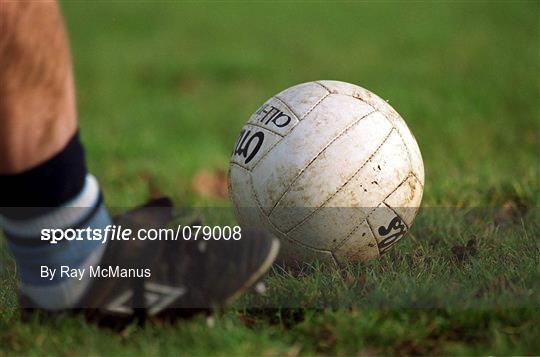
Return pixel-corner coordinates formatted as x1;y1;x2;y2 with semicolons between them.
0;0;77;174
0;0;279;317
0;0;112;309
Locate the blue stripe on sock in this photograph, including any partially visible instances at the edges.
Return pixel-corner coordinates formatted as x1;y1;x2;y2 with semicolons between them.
4;194;104;248
5;205;111;286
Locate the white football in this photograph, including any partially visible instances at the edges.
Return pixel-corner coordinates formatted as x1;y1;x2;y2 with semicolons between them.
228;80;424;266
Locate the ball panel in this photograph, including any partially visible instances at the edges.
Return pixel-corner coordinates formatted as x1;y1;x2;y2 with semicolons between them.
318;80;424;185
366;204;409;255
274;112;392;210
316;80;363;96
333;219;379;265
321;129;411;208
389;120;424;186
375;109;424;187
383;174;423;227
282;130;412;250
317;80;392;114
230;124;282;171
268;112;392;239
276;233;336;266
274;82;329;120
228;164;267;228
247;97;299;137
252;94;375;213
284;207;372;250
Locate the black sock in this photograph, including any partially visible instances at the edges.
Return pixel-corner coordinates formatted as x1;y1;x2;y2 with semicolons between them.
0;131;87;219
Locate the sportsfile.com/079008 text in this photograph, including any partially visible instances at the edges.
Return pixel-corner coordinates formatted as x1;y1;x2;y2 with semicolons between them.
40;225;243;245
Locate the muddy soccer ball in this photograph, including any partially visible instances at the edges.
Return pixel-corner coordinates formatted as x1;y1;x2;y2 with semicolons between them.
229;80;424;266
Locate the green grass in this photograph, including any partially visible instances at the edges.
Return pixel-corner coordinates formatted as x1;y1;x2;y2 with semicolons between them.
1;1;539;355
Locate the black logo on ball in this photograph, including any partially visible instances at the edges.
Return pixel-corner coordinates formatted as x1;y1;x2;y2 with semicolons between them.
377;216;407;254
233;129;264;165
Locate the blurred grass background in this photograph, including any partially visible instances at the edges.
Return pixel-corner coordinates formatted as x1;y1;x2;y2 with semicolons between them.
1;1;539;355
64;1;538;207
